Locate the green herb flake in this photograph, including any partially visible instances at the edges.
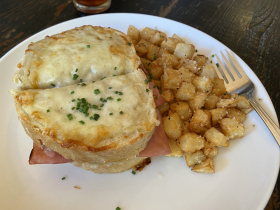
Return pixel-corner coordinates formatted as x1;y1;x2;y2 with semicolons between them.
81;83;86;86
117;98;121;101
153;85;156;88
79;120;85;124
120;111;124;115
62;177;66;180
113;75;116;76
92;105;98;109
114;91;119;94
100;98;107;103
127;42;131;46
67;114;73;120
80;79;82;82
195;50;198;52
93;114;100;121
114;67;117;70
153;55;157;60
108;87;112;89
146;89;149;92
71;99;76;102
144;79;148;84
92;81;95;83
71;91;75;94
71;107;75;110
132;171;136;175
47;109;50;113
75;69;78;72
116;207;121;210
51;84;55;87
109;113;113;115
101;77;106;80
216;63;219;67
148;63;151;66
94;89;100;95
107;96;113;100
210;61;212;63
118;92;123;95
212;54;214;57
155;96;158;100
100;104;104;107
86;45;90;48
72;74;79;80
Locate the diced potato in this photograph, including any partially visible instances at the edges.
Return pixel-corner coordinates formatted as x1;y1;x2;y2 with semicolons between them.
160;37;179;53
177;133;205;153
141;27;157;41
176;82;195;101
153;80;161;89
174;43;195;59
127;25;140;42
203;110;212;129
172;33;184;43
147;44;161;61
192;76;213;93
162;68;182;90
202;142;218;158
240;107;253;114
182;121;190;134
192;158;215;173
161;51;179;69
149;61;164;80
200;64;215;81
188;109;209;134
150;31;167;46
226;108;246;122
217;98;238;108
178;67;196;83
170;102;192;121
236;95;252;109
157;103;169;114
161;89;174;102
140;57;152;71
193;55;207;68
212;78;226;96
204;127;229;147
163;113;183;139
181;59;199;74
221;94;231;99
220;118;245;140
184;151;206;167
211;108;227;127
135;39;150;56
166;138;182;157
204;93;219;110
187;92;207;111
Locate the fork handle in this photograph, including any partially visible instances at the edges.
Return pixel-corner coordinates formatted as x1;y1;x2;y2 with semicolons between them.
245;94;280;146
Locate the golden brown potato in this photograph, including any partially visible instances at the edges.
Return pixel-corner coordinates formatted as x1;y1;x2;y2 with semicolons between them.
176;82;195;101
181;59;199;74
182;121;190;134
161;50;179;69
204;127;229;147
163;113;183;139
157;103;169;114
150;31;167;46
236;95;252;109
212;78;227;96
140;57;152;71
149;61;164;80
211;108;227;127
166;138;182;157
203;110;212;129
193;55;207;68
226;108;246;122
187;92;207;111
199;64;216;81
141;27;157;41
174;43;195;59
172;33;184;43
153;80;161;89
162;68;182;90
178;67;196;83
177;132;205;153
184;151;206;167
160;37;179;53
188;109;209;133
170;102;192;121
161;89;174;102
192;76;213;93
202;142;218;158
147;44;161;61
135;39;150;56
127;25;140;42
204;93;219;110
240;107;253;114
220;118;245;140
217;98;238;108
192;158;215;173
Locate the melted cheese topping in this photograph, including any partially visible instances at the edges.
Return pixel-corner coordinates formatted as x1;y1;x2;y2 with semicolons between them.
13;26;140;89
11;70;157;149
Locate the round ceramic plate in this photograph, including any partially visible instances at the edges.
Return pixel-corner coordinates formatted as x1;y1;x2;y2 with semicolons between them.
0;13;279;210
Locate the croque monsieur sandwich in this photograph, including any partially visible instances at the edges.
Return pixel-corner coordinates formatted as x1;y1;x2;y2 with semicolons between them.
10;26;171;173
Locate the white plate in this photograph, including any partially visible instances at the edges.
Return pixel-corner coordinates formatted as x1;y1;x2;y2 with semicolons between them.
0;13;279;210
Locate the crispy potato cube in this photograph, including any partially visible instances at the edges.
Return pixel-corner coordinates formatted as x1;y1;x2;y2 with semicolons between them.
161;51;179;69
184;151;206;167
141;27;157;41
161;89;174;102
127;25;140;42
181;59;199;74
241;107;253;114
212;78;226;96
236;95;252;109
150;31;167;46
147;44;161;61
162;68;182;90
188;109;209;133
135;39;150;56
192;158;215;173
187;92;207;111
193;55;207;68
166;138;182;157
200;64;215;81
217;98;238;108
202;142;218;158
220;118;245;139
204;127;229;147
170;102;192;121
163;113;183;139
192;76;213;93
174;43;195;59
157;103;169;114
149;61;164;80
160;37;179;53
176;82;195;101
177;133;205;153
211;108;227;127
179;67;196;83
203;110;212;129
204;93;219;110
140;58;152;71
226;108;246;122
172;33;184;43
182;121;190;134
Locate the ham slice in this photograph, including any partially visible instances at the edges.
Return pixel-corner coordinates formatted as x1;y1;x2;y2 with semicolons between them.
149;82;166;107
138;109;171;157
29;143;72;164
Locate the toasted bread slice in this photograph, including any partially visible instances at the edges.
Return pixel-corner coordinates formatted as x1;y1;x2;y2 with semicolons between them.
13;25;140;90
10;69;157;163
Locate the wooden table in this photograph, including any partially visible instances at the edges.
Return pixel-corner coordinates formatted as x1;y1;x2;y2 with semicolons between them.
1;0;279;209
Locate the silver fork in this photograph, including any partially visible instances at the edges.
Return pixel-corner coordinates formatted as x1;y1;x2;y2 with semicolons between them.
213;49;280;146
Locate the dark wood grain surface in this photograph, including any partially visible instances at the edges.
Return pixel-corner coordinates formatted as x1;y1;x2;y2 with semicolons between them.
1;0;279;209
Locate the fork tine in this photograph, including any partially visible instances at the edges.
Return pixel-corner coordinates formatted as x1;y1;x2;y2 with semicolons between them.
225;49;249;79
215;53;232;82
220;51;240;80
212;59;224;80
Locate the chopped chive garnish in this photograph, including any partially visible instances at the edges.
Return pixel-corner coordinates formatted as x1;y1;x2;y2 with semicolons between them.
92;105;98;109
146;89;149;92
47;109;50;112
80;79;82;82
153;85;156;88
71;107;75;110
79;120;85;124
75;69;78;72
72;74;79;80
109;113;113;115
132;171;136;175
118;92;123;95
72;99;76;102
117;98;121;101
62;177;66;180
195;50;197;52
127;42;131;46
94;89;100;95
93;114;100;121
71;91;74;94
120;111;124;115
108;87;112;89
116;207;121;210
85;113;89;117
100;104;104;107
153;55;157;60
67;114;73;120
144;79;148;84
101;77;106;80
114;91;119;94
210;61;212;63
148;63;151;66
110;37;112;38
113;75;116;76
114;67;117;70
51;84;55;87
212;54;214;57
92;81;95;83
100;98;107;103
107;96;113;100
155;96;158;99
81;83;86;86
216;63;219;67
86;45;90;48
